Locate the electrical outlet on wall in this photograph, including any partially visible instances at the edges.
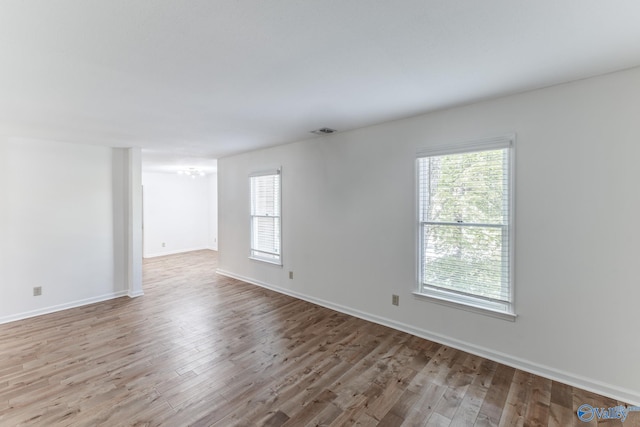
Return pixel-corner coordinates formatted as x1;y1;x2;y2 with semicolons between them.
33;287;42;296
392;294;399;306
289;271;294;280
162;242;166;247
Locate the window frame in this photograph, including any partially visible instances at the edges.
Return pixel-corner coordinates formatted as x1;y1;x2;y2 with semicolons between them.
249;168;282;266
414;135;516;321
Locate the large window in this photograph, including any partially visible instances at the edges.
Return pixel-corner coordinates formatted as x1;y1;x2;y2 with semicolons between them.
417;136;514;318
250;169;281;265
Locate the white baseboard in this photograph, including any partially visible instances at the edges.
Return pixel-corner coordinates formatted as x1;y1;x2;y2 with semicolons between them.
0;290;129;326
143;247;210;258
216;269;640;407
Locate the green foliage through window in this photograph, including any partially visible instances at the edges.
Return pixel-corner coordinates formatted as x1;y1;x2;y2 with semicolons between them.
418;147;511;304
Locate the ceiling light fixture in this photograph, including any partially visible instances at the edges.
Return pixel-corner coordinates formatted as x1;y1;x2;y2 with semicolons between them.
177;168;206;178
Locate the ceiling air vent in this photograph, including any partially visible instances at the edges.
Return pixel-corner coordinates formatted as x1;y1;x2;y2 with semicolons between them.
310;127;337;135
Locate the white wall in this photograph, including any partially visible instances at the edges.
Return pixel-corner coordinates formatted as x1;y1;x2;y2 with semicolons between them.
208;173;219;251
115;147;143;297
217;66;640;404
0;138;141;323
142;172;217;257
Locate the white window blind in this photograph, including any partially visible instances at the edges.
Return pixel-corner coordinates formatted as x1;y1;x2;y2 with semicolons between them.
250;169;281;264
417;137;514;316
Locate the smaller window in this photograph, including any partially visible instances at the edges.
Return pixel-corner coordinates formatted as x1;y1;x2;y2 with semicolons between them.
250;169;282;265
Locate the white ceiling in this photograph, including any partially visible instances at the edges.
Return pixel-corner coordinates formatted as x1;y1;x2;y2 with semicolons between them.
2;1;640;172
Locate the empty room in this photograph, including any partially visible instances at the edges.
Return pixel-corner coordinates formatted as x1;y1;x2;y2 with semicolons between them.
1;1;640;426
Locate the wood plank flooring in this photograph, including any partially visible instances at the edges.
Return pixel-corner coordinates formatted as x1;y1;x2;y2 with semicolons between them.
0;250;635;426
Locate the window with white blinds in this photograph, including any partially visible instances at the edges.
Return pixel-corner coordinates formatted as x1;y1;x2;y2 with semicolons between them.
250;169;281;264
417;136;514;317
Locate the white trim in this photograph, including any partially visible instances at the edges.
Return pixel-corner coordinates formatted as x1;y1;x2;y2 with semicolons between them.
0;290;129;326
249;168;281;177
215;269;640;407
507;137;517;315
416;133;515;157
249;256;283;266
144;246;211;258
412;291;516;321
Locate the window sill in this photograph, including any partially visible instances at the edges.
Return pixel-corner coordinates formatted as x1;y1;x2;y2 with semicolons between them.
249;256;282;266
412;290;516;322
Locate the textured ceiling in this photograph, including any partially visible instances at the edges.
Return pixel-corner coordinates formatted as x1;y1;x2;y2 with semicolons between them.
1;1;640;172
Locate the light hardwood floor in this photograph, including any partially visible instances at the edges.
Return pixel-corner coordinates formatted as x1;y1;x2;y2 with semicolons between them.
0;250;634;426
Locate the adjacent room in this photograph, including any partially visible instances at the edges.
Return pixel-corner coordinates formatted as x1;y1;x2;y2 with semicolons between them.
1;1;640;425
